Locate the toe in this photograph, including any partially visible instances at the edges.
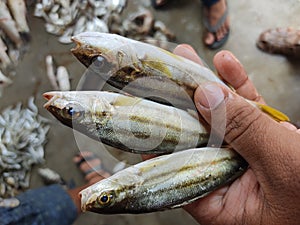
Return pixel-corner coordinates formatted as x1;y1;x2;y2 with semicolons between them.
219;26;226;40
205;32;215;45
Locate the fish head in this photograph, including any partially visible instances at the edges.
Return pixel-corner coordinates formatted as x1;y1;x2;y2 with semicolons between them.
43;91;88;128
43;91;115;129
80;165;146;214
80;178;127;214
71;32;136;76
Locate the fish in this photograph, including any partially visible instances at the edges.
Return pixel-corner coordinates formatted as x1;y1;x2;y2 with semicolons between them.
0;37;12;69
79;147;248;214
0;70;12;86
0;197;20;208
0;1;23;48
71;32;289;122
38;167;66;186
7;0;30;36
0;69;12;97
123;8;154;35
56;66;71;91
43;91;209;154
45;55;59;90
45;55;71;91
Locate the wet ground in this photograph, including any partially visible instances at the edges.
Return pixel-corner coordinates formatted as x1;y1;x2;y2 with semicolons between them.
1;0;300;224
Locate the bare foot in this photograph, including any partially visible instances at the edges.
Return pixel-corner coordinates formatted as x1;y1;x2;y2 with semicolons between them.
256;27;300;57
203;0;230;49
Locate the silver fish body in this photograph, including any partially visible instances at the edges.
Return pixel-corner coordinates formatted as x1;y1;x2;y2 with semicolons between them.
43;91;209;154
80;147;248;214
71;32;223;110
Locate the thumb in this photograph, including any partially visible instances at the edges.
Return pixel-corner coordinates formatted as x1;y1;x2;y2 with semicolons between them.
194;82;300;186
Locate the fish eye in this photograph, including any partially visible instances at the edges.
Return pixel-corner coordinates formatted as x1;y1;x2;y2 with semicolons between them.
91;56;112;73
62;103;84;120
97;192;113;205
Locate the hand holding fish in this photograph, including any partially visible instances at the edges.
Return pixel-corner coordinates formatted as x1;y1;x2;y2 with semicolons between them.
177;46;300;225
43;33;299;217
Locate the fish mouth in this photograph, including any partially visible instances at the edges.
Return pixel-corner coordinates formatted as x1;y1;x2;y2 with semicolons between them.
70;36;83;57
79;189;96;212
79;192;87;212
42;92;60;109
70;37;96;68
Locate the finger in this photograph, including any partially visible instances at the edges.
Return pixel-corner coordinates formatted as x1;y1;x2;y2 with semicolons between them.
280;121;298;131
213;50;265;104
184;169;257;224
194;82;300;191
173;44;204;66
141;154;159;161
141;154;157;161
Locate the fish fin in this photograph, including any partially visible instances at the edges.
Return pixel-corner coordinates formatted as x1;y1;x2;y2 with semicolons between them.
114;95;142;106
169;192;210;209
254;102;290;122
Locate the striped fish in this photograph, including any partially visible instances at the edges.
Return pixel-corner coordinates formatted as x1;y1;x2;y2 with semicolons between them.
71;32;289;122
43;91;209;154
80;147;248;214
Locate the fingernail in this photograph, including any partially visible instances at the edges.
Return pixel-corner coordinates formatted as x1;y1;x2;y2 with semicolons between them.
178;44;197;53
196;83;225;109
174;44;204;65
224;51;241;64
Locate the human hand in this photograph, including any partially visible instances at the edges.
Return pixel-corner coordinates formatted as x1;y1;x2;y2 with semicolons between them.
174;45;300;225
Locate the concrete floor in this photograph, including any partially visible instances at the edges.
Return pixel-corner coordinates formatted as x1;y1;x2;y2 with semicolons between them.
1;0;300;224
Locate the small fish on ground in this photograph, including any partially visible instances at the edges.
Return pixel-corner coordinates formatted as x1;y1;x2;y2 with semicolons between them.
0;97;50;198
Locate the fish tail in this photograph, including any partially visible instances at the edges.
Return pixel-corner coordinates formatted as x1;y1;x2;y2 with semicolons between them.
254;102;290;122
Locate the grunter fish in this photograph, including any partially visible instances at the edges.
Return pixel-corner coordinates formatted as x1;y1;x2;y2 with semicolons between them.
43;91;209;154
71;32;289;122
80;147;248;214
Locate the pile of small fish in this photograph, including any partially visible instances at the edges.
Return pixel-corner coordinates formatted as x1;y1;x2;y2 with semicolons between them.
0;97;50;198
0;0;31;96
34;0;127;44
33;0;175;46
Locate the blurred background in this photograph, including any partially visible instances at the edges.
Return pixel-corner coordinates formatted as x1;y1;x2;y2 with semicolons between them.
0;0;299;224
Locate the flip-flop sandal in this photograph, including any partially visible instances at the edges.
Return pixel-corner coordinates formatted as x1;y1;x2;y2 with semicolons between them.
256;27;300;57
203;2;230;49
75;152;110;179
151;0;169;9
